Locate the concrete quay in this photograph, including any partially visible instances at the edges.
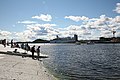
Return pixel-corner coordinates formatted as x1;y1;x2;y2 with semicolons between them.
0;54;57;80
0;44;57;80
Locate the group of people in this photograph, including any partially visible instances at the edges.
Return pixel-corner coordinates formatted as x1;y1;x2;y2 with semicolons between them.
20;43;41;60
1;39;41;60
31;45;41;60
1;39;10;47
1;39;19;48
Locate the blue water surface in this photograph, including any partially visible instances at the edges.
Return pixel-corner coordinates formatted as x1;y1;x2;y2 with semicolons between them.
37;43;120;80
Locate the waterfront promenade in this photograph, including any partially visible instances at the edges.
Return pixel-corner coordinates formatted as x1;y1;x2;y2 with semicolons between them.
0;44;57;80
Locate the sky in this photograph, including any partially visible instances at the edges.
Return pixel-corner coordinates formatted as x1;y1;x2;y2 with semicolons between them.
0;0;120;41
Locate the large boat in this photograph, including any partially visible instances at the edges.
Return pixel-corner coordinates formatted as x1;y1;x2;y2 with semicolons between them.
50;34;78;43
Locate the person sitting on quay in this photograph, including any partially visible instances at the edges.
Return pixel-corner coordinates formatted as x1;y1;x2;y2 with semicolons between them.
25;43;30;52
15;43;20;48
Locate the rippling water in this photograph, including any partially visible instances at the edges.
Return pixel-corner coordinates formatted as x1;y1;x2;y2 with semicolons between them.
35;43;120;80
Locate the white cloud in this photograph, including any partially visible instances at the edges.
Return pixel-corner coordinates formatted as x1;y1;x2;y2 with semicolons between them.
18;20;37;24
114;3;120;14
100;31;112;38
85;15;120;31
0;30;12;40
15;23;58;41
27;25;41;31
32;14;52;21
101;30;111;35
116;32;120;37
26;23;57;31
15;30;36;41
39;23;57;27
0;30;11;36
65;16;89;22
61;25;91;38
112;16;120;23
64;15;118;39
66;25;82;31
6;12;120;41
89;15;112;27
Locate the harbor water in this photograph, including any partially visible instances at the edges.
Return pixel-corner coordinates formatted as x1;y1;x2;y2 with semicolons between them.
32;43;120;80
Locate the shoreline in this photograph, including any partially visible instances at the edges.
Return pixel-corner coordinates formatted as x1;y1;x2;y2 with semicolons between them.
0;44;57;80
0;52;57;80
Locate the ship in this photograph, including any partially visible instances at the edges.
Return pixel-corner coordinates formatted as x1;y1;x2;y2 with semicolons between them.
50;34;78;43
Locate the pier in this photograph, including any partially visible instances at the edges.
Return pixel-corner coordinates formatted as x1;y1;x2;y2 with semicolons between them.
0;44;57;80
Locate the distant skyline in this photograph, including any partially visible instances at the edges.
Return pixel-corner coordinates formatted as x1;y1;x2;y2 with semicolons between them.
0;0;120;41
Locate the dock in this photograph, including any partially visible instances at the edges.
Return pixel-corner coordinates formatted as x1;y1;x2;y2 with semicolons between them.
0;44;57;80
0;44;48;58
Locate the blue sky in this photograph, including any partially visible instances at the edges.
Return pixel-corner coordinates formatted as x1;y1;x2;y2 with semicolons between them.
0;0;120;41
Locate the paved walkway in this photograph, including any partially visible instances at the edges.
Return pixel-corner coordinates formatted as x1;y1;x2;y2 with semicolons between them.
0;54;57;80
0;44;57;80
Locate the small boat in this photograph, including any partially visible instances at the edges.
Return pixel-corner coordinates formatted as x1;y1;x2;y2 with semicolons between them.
75;42;81;45
87;41;94;45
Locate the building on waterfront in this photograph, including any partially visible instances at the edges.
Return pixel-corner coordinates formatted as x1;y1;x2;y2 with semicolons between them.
74;34;78;42
50;34;78;43
99;37;120;42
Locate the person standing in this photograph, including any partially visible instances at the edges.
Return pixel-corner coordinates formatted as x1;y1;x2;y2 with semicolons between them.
25;43;30;52
36;46;41;60
21;43;24;49
11;39;13;48
31;45;35;59
2;39;6;47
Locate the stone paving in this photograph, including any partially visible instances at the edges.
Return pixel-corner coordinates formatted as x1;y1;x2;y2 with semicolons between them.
0;52;57;80
0;45;57;80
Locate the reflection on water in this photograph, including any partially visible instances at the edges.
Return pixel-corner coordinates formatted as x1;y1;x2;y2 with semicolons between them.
39;44;120;80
